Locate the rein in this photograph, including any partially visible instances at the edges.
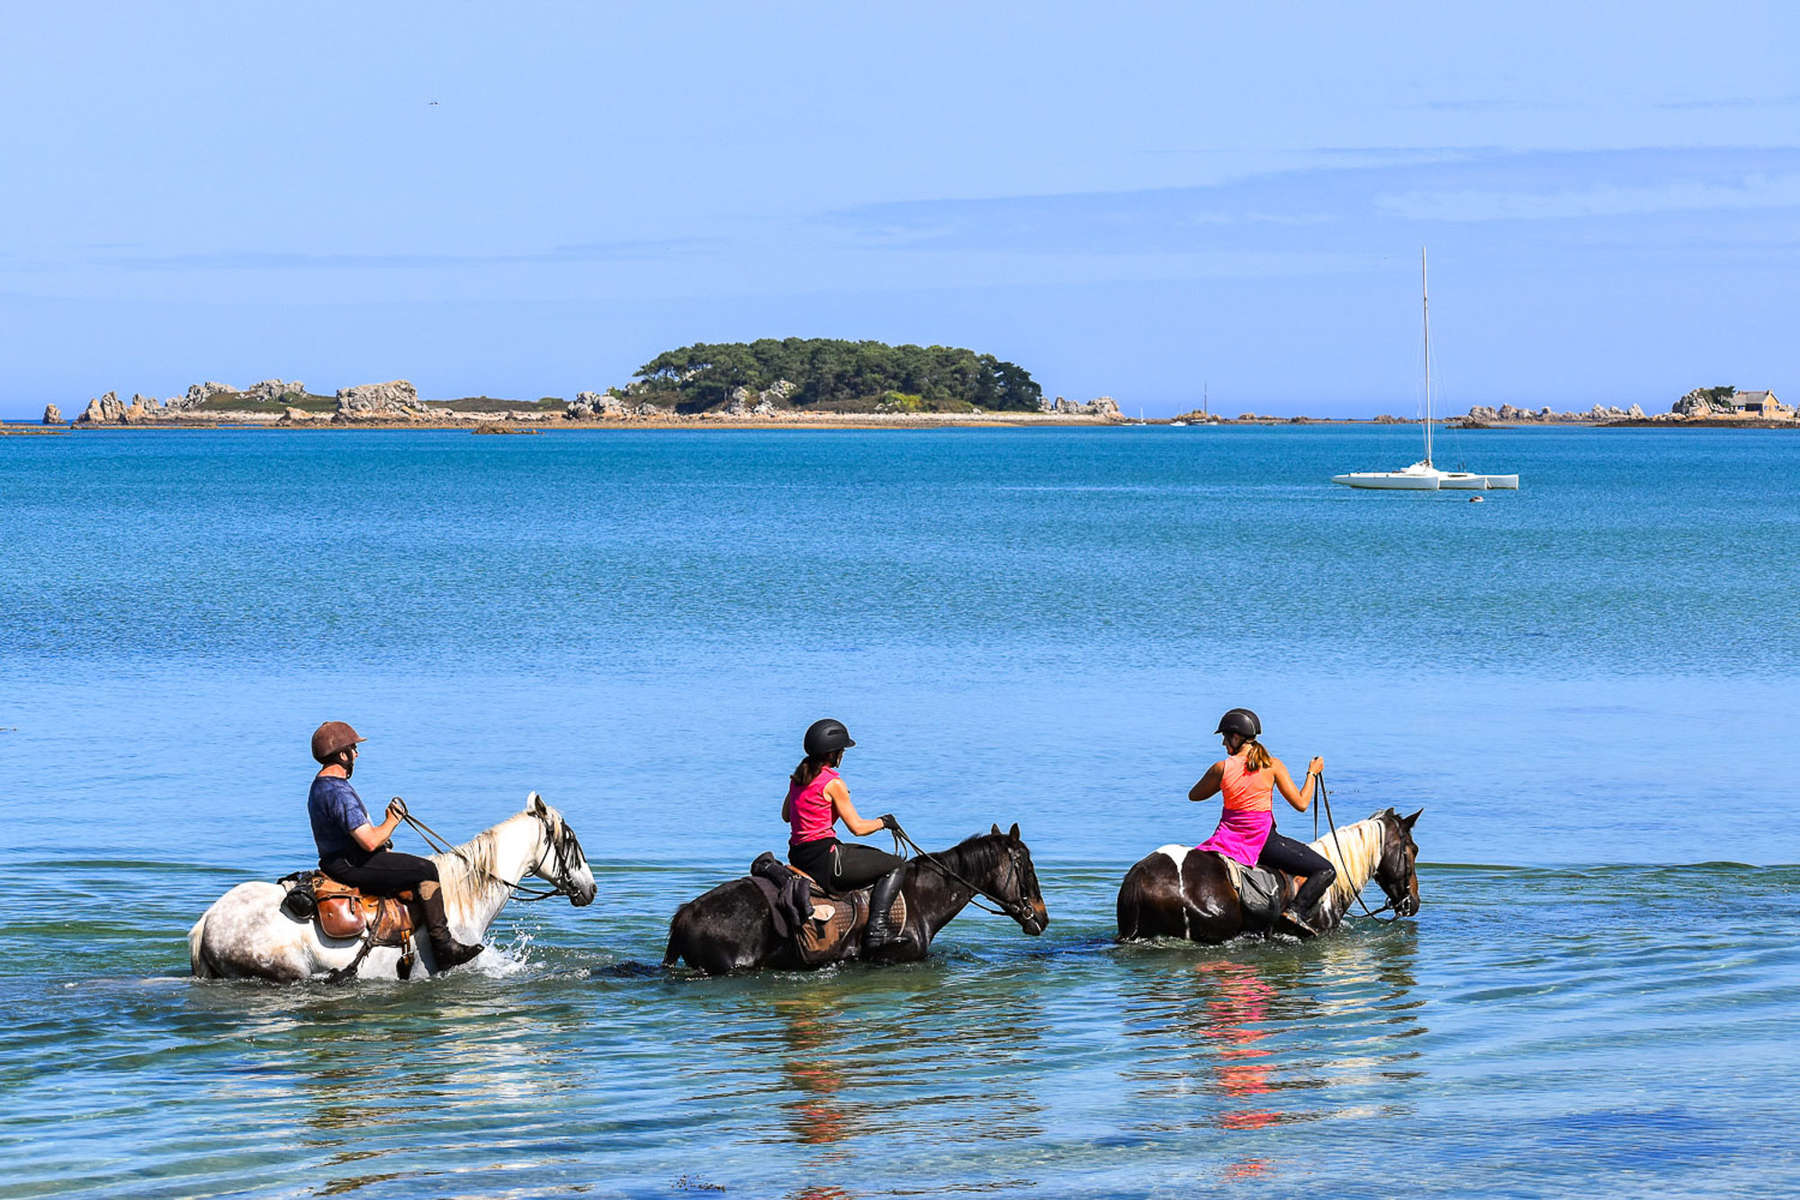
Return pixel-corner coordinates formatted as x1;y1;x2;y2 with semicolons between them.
1313;775;1399;922
395;800;578;903
888;823;1032;922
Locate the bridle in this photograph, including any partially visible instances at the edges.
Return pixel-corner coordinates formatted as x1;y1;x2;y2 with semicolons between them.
889;824;1041;927
1313;776;1413;922
398;800;589;903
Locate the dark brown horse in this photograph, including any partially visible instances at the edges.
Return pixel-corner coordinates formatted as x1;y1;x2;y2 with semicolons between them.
1116;808;1421;944
664;825;1049;975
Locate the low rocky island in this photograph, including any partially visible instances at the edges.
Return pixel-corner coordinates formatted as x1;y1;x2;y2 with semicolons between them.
42;340;1128;430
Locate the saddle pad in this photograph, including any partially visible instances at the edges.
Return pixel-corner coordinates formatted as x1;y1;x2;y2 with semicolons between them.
1217;855;1283;924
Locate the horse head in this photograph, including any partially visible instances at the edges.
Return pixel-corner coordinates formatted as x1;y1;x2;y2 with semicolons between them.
527;792;597;907
1374;807;1422;917
987;823;1049;935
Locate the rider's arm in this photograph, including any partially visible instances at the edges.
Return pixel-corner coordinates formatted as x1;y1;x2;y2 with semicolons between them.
828;779;887;837
1272;756;1325;812
349;800;405;853
1188;762;1226;803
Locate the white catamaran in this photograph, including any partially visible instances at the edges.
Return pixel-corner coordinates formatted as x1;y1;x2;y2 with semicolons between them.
1332;250;1518;491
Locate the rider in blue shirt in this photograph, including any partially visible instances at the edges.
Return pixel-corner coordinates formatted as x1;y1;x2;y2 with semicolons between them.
308;721;483;969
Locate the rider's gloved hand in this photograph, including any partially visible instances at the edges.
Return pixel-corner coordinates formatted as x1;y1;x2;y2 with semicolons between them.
880;813;900;831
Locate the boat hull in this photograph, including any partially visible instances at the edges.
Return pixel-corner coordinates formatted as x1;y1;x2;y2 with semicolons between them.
1437;472;1489;490
1480;474;1519;489
1331;472;1440;490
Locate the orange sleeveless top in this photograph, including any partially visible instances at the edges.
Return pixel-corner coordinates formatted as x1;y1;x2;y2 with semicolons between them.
1219;755;1274;812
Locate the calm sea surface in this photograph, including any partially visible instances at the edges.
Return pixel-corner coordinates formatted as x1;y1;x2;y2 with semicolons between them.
2;425;1798;1197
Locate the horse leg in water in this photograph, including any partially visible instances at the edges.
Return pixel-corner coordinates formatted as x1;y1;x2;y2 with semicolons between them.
1117;847;1243;944
663;879;786;975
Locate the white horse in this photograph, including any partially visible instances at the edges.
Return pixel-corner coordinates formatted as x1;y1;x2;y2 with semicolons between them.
190;793;597;982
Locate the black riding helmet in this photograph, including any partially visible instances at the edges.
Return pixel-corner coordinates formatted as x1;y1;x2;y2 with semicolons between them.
803;718;856;758
1214;708;1261;739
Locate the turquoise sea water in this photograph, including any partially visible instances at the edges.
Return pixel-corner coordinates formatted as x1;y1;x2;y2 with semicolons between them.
3;425;1798;1197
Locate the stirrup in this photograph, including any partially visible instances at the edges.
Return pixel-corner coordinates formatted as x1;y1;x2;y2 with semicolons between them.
1276;910;1320;938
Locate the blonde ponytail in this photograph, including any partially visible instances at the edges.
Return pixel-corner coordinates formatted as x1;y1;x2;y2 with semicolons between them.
1242;738;1272;771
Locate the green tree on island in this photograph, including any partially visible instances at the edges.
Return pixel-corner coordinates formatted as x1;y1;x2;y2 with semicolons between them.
633;338;1044;413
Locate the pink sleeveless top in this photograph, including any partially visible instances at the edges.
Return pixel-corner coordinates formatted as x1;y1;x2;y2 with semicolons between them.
787;765;840;846
1197;755;1275;866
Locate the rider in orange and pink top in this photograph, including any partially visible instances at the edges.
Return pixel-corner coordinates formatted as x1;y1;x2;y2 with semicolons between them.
1191;707;1337;935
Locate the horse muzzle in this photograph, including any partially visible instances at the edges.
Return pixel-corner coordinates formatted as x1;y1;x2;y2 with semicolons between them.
571;884;597;908
1019;902;1049;936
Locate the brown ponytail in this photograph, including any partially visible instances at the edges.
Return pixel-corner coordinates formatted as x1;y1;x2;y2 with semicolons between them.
789;749;844;789
1242;738;1272;772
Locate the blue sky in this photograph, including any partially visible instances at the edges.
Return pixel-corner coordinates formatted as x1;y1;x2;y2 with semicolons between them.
2;3;1796;417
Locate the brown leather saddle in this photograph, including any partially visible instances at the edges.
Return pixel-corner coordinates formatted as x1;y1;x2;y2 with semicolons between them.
276;871;423;982
787;866;905;964
310;875;419;945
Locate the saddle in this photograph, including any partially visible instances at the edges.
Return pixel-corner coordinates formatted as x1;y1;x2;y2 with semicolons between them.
1214;854;1288;928
748;853;906;965
279;872;419;947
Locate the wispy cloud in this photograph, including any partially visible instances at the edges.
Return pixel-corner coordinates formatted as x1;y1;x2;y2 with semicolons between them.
823;148;1800;255
98;236;721;272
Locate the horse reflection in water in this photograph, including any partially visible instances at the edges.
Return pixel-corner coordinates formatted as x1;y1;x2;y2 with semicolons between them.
769;973;1049;1198
1117;929;1424;1182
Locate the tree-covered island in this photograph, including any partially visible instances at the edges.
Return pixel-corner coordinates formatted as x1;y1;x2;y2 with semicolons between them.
625;338;1043;413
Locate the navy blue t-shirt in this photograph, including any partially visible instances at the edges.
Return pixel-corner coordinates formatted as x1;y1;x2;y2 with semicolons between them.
308;775;371;860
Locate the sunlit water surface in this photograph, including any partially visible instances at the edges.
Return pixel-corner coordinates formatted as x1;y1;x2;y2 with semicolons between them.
3;426;1798;1197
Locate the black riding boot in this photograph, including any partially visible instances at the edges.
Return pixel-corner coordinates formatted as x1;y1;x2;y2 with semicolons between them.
419;880;483;969
1281;866;1338;935
861;868;905;952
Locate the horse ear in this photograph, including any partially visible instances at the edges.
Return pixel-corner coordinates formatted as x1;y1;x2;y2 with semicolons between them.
1403;808;1422;829
528;791;547;815
991;823;1001;836
1008;823;1021;843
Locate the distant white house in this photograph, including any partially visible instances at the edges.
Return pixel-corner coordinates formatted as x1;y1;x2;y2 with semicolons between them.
1729;390;1792;418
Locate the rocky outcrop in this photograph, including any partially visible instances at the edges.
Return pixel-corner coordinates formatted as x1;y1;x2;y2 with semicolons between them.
1674;390;1727;418
42;404;62;425
724;380;797;416
247;379;304;404
335;380;419;420
1049;395;1122;417
121;394;166;423
567;391;625;420
166;381;235;412
75;391;127;424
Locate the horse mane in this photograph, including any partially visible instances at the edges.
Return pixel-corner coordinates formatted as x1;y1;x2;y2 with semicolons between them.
430;818;515;915
1308;815;1386;908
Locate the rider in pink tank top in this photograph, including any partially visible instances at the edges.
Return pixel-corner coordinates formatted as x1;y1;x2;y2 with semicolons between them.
787;765;839;846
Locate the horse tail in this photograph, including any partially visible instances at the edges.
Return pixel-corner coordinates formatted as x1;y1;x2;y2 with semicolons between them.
187;913;215;978
661;903;690;969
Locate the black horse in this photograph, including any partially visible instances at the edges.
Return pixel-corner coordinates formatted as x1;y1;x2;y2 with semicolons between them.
1116;808;1421;944
663;825;1049;975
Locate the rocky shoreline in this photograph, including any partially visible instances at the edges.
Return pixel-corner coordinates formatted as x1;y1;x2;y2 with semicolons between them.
21;378;1796;431
33;378;1132;430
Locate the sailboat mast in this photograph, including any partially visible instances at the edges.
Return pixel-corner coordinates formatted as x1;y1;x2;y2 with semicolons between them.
1422;246;1433;466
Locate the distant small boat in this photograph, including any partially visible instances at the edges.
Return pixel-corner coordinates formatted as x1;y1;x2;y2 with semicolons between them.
1333;250;1519;491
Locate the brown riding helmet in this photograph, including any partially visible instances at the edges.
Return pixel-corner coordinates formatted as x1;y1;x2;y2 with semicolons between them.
310;721;366;764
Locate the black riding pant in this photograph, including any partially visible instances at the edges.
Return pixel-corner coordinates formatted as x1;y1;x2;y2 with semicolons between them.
789;839;903;892
321;849;440;897
1257;832;1337;915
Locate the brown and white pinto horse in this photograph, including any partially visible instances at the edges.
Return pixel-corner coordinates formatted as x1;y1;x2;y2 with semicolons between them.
1116;808;1421;944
